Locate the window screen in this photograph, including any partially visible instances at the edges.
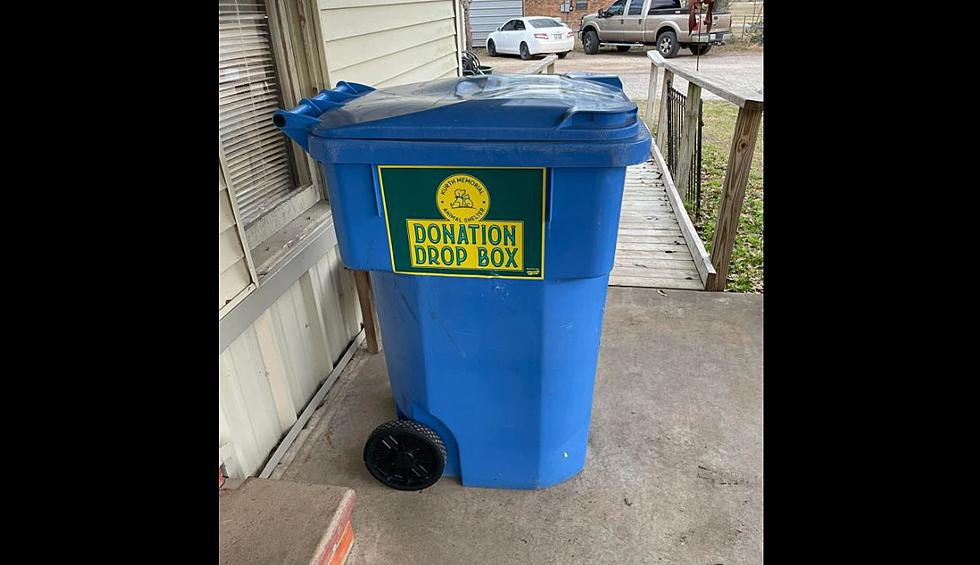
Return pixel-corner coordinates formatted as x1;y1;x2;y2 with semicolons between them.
218;0;297;226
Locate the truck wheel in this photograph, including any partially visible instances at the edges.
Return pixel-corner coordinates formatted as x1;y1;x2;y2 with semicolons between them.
487;40;497;57
657;30;680;58
616;45;631;52
519;42;531;60
583;29;599;55
363;419;447;491
688;44;711;56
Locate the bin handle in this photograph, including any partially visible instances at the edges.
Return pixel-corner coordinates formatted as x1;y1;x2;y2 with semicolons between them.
560;73;624;91
557;107;637;130
273;81;375;151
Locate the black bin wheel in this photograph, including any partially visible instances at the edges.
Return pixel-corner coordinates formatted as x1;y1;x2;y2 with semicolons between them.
363;419;446;491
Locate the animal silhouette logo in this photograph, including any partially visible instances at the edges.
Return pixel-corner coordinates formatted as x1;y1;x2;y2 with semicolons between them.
437;174;490;223
451;189;474;209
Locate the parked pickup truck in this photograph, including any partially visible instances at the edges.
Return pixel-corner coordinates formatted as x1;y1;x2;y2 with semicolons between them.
581;0;732;58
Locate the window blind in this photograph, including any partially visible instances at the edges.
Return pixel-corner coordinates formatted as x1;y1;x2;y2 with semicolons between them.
219;0;296;227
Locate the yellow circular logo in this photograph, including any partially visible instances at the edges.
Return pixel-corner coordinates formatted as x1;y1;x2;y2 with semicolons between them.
436;174;490;223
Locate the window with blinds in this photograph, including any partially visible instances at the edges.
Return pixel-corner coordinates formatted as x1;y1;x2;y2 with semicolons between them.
219;0;297;227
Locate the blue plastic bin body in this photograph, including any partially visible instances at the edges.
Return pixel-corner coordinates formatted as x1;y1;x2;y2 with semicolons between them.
275;74;651;489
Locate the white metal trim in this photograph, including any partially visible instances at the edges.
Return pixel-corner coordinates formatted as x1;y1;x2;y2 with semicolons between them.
218;211;339;353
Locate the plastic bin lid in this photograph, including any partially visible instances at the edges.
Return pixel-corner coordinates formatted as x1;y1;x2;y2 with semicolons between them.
308;74;641;143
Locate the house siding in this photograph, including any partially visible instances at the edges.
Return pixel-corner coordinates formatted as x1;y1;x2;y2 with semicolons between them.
318;0;461;87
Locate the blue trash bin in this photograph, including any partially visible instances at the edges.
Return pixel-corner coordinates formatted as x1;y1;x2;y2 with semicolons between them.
274;74;651;490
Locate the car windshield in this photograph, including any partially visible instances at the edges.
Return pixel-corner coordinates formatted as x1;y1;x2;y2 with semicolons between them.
528;18;563;28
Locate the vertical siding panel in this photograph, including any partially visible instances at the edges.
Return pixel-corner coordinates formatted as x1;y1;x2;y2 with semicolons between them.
468;0;523;45
268;274;335;415
285;283;317;402
313;249;350;364
218;348;264;475
226;328;282;474
219;246;370;477
219;403;230;447
218;406;245;477
267;286;304;415
308;263;340;361
254;310;300;432
298;270;335;393
270;283;314;412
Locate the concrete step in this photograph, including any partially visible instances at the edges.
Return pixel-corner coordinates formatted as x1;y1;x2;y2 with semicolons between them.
219;478;355;565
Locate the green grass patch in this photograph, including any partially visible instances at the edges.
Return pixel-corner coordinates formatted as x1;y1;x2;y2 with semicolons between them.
639;99;764;293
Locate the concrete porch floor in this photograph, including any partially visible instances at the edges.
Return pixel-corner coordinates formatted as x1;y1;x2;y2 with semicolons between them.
278;287;762;564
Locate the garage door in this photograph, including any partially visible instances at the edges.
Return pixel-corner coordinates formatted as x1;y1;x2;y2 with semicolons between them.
469;0;523;47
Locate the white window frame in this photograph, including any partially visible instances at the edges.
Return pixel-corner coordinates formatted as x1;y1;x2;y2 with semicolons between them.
219;0;333;286
219;0;467;342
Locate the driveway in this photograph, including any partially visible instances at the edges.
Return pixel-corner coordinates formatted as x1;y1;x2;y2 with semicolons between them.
477;46;763;103
277;287;763;564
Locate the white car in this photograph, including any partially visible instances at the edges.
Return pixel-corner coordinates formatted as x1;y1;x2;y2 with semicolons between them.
486;17;575;61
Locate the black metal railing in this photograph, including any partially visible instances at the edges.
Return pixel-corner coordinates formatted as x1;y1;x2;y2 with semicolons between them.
665;86;703;220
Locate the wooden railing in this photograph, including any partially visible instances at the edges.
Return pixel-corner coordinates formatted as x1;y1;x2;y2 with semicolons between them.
646;50;764;291
522;54;558;75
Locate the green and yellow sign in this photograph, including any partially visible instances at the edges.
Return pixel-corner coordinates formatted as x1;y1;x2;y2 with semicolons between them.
379;166;546;279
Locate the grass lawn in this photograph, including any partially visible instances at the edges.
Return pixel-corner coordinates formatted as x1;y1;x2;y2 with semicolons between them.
719;41;763;54
640;99;764;293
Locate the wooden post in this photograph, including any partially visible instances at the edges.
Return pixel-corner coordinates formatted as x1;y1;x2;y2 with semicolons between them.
352;270;381;353
675;81;702;201
655;69;673;154
546;60;555;74
646;61;659;124
705;106;763;291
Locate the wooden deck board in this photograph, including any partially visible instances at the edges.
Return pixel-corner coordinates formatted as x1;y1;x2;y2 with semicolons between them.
610;159;705;290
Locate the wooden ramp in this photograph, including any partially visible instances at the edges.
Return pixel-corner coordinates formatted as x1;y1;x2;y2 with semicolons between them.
610;158;706;290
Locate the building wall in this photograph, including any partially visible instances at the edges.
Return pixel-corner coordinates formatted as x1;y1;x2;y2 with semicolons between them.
317;0;462;87
219;0;464;479
524;0;600;29
219;247;362;477
466;0;601;48
469;0;523;46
